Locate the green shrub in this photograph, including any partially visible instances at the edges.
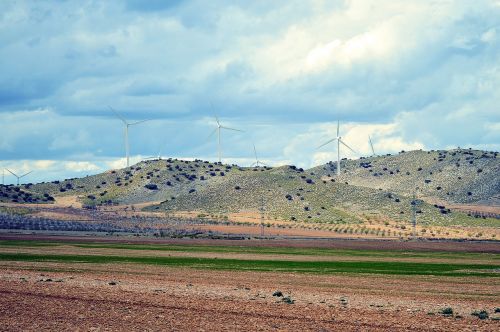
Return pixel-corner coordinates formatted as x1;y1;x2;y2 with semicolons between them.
439;307;453;316
471;310;489;320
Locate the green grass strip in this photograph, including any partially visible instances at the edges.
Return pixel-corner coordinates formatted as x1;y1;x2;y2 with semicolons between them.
0;240;498;262
0;252;498;277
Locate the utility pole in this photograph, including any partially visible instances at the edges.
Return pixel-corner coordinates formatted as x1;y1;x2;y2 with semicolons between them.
260;195;265;237
411;187;420;240
411;192;417;239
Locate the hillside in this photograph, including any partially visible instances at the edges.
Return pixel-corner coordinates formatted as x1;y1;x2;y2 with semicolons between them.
147;164;492;227
310;149;499;204
0;184;54;204
30;159;252;206
17;149;499;233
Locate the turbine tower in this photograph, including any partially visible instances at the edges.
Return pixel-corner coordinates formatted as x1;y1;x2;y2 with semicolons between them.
368;135;376;156
6;169;32;186
109;106;150;168
318;120;356;176
208;116;243;163
251;144;267;167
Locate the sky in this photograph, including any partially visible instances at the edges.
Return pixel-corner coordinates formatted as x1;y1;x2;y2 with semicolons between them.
1;0;499;184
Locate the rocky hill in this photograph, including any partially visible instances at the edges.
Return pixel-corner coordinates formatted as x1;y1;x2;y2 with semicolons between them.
30;159;251;206
310;149;499;204
19;149;500;229
0;184;54;204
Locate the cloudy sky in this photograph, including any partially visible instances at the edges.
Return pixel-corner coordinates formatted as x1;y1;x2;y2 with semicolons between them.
1;0;499;184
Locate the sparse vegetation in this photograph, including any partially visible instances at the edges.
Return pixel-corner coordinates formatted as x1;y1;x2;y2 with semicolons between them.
2;149;494;241
439;307;453;316
471;310;489;320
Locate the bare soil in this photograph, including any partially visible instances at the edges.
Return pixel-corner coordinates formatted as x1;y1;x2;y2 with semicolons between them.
0;263;500;331
0;261;498;331
1;233;499;253
0;234;499;331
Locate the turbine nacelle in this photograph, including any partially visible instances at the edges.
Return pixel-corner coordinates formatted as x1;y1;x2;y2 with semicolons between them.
6;169;33;186
208;110;244;163
251;144;268;167
109;106;151;168
317;120;357;176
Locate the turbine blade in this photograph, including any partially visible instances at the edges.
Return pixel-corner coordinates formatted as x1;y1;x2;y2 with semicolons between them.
337;120;340;137
20;171;33;178
129;118;152;126
220;126;244;132
317;137;338;149
206;128;218;140
109;106;127;124
253;144;258;161
6;169;17;177
339;139;356;153
208;102;218;122
369;135;375;155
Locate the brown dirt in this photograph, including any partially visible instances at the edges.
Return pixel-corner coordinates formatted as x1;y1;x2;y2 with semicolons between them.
451;204;500;215
0;261;498;331
53;195;83;208
1;234;499;253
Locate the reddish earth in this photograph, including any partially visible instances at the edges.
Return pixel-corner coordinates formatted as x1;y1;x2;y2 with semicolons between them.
1;233;499;253
0;262;499;331
0;234;499;330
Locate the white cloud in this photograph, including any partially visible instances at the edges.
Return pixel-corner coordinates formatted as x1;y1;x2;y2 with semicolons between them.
481;28;497;43
106;157;135;170
33;160;56;169
0;0;498;183
64;161;100;172
281;121;426;168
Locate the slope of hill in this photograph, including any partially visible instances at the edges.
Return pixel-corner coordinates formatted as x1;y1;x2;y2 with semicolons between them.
30;158;245;206
19;149;499;232
0;184;54;204
310;149;499;204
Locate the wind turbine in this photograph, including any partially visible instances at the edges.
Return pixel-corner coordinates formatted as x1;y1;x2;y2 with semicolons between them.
251;144;267;167
207;116;243;163
109;106;151;168
318;120;356;176
368;135;376;156
6;169;32;186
